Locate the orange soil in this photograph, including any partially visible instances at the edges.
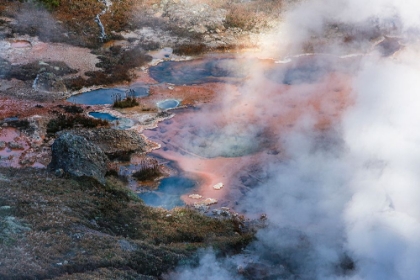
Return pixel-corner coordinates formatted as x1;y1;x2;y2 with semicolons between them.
0;96;53;119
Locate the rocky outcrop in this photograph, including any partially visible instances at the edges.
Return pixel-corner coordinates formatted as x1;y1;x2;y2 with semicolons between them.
48;132;109;184
32;72;67;92
66;128;148;161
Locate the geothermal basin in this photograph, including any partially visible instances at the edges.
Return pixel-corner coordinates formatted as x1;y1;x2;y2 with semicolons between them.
141;54;354;210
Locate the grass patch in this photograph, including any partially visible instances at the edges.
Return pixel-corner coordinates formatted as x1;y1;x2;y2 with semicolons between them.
0;167;254;278
132;158;161;181
112;89;139;109
173;43;208;56
47;113;108;134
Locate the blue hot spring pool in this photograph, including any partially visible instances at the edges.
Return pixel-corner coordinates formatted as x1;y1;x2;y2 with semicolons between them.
157;99;179;110
148;58;249;85
88;112;118;121
138;176;197;209
149;56;339;86
67;86;149;105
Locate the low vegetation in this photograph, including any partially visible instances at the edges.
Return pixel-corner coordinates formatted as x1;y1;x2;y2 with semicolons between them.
132;158;162;181
36;0;60;9
46;113;109;134
0;168;254;279
64;47;152;91
173;43;208;56
56;105;84;114
112;89;139;109
0;119;30;130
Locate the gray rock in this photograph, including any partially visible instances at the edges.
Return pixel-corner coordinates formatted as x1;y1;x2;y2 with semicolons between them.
33;72;67;93
64;128;147;161
0;141;5;150
48;132;109;184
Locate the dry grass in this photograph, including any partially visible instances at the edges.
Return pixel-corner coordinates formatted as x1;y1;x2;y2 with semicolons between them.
0;168;254;279
132;158;161;181
46;113;109;134
173;43;208;56
223;0;285;31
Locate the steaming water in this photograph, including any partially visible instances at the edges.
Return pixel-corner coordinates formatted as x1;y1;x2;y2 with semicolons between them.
150;56;338;86
138;176;197;209
149;58;249;85
266;56;335;84
144;108;266;158
166;0;420;279
67;86;148;105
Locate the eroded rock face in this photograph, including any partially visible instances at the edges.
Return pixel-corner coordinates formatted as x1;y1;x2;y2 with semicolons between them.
33;72;67;93
65;128;148;161
48;132;109;184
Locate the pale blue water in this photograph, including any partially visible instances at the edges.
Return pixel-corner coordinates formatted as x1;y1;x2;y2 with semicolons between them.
89;112;118;121
148;58;248;85
138;176;196;209
157;99;179;110
67;87;148;105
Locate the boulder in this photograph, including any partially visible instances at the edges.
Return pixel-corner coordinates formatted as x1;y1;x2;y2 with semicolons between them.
65;128;147;161
48;132;109;184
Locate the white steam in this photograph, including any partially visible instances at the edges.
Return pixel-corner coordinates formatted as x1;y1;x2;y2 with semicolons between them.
239;49;420;279
341;51;420;279
170;0;420;279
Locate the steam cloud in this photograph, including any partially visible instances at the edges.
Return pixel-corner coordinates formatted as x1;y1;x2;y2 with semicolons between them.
168;0;420;279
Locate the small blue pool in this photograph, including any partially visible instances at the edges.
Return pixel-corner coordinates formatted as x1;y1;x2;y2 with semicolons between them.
138;176;196;209
68;87;148;105
89;112;118;121
157;99;179;110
